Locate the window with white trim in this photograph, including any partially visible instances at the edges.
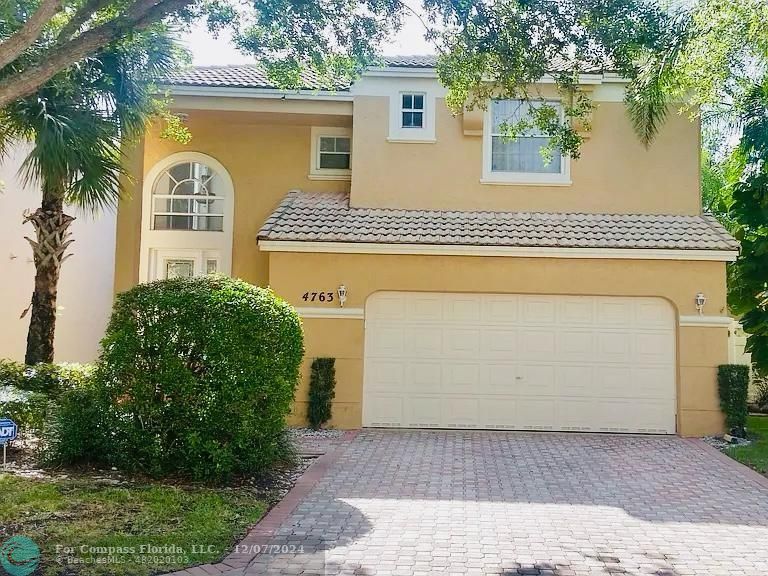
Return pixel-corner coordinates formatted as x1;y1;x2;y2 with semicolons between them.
309;127;352;180
483;99;570;184
401;93;425;128
152;162;225;231
318;136;351;169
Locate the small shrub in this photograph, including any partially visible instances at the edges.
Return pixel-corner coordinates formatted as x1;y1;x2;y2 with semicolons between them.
308;358;336;429
80;276;304;482
0;360;93;398
718;364;750;435
44;385;106;465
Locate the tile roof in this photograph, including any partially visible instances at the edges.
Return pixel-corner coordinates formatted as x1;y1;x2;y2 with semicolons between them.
258;191;739;251
163;54;610;89
163;64;350;91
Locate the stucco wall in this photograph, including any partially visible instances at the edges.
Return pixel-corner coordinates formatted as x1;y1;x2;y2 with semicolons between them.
114;109;351;293
351;98;701;214
267;251;727;436
0;145;116;362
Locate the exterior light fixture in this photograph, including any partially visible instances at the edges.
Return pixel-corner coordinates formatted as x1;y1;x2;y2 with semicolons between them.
338;284;347;308
695;292;707;315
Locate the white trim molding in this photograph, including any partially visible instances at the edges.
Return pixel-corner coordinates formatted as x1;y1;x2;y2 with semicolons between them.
295;307;364;319
679;315;734;327
259;241;739;262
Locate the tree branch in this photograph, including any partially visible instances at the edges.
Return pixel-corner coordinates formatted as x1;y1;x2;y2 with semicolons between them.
56;0;116;42
0;0;64;70
0;0;194;108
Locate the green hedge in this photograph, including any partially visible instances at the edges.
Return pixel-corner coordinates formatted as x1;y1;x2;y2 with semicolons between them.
0;360;93;397
75;276;304;482
718;364;750;435
308;358;336;429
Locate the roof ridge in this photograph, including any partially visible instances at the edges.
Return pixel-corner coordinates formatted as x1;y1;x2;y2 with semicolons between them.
258;189;302;238
701;213;740;250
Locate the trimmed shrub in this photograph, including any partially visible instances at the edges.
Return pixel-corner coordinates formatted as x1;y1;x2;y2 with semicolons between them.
0;360;93;398
87;276;304;481
308;358;336;429
718;364;750;435
44;385;106;465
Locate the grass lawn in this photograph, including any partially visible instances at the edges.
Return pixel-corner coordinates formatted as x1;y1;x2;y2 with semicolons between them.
725;414;768;474
0;473;267;576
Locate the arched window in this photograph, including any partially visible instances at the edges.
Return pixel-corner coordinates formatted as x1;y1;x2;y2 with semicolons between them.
152;161;225;231
140;152;234;282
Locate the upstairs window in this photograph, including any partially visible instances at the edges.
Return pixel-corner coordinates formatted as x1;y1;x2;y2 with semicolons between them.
401;93;425;128
483;99;570;185
318;136;351;170
310;127;352;180
152;162;225;231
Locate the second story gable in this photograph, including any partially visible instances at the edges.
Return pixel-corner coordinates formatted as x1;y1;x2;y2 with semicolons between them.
156;55;701;217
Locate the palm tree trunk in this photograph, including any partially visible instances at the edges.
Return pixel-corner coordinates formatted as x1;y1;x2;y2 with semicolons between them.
23;187;75;364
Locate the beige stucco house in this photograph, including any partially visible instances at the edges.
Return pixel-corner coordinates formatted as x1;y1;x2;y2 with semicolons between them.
115;55;739;437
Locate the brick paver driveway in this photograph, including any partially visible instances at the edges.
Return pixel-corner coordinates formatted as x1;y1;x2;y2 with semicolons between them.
248;431;768;575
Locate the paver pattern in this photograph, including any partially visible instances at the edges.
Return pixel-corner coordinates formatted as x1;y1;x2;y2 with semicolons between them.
169;430;768;576
246;431;768;575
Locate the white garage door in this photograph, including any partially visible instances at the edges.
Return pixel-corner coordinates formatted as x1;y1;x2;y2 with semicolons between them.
363;292;676;434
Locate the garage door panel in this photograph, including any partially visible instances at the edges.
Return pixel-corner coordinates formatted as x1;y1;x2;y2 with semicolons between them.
367;293;407;320
631;367;676;399
482;296;519;322
635;332;676;363
480;397;517;428
557;330;597;359
444;294;483;322
407;294;444;321
365;360;406;392
518;329;557;360
515;398;556;430
517;364;556;396
442;363;480;393
443;397;481;428
482;329;518;358
408;326;443;358
521;298;558;324
364;292;676;434
559;297;596;325
406;396;442;427
557;365;595;396
366;325;406;357
408;362;442;392
364;394;405;427
443;328;481;357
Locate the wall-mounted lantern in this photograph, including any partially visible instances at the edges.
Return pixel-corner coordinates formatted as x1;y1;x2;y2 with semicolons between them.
338;284;347;308
695;292;707;315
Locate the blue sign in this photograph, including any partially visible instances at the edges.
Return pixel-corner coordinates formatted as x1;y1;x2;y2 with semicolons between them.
0;418;17;445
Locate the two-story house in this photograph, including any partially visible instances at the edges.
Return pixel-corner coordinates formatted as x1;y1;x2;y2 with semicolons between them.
114;55;738;437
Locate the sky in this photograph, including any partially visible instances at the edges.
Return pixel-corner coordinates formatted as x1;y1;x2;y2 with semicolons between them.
183;6;435;66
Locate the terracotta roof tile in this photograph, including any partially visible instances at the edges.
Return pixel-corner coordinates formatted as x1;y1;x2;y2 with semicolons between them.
258;191;740;252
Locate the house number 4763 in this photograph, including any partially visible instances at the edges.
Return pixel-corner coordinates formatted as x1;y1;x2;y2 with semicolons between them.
302;292;334;303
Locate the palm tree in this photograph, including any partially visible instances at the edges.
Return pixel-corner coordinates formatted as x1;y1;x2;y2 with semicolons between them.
0;29;183;364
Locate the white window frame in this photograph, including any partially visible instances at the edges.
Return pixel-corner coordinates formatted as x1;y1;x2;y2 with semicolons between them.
151;162;226;232
400;92;426;129
481;99;571;186
309;126;352;181
139;152;234;283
